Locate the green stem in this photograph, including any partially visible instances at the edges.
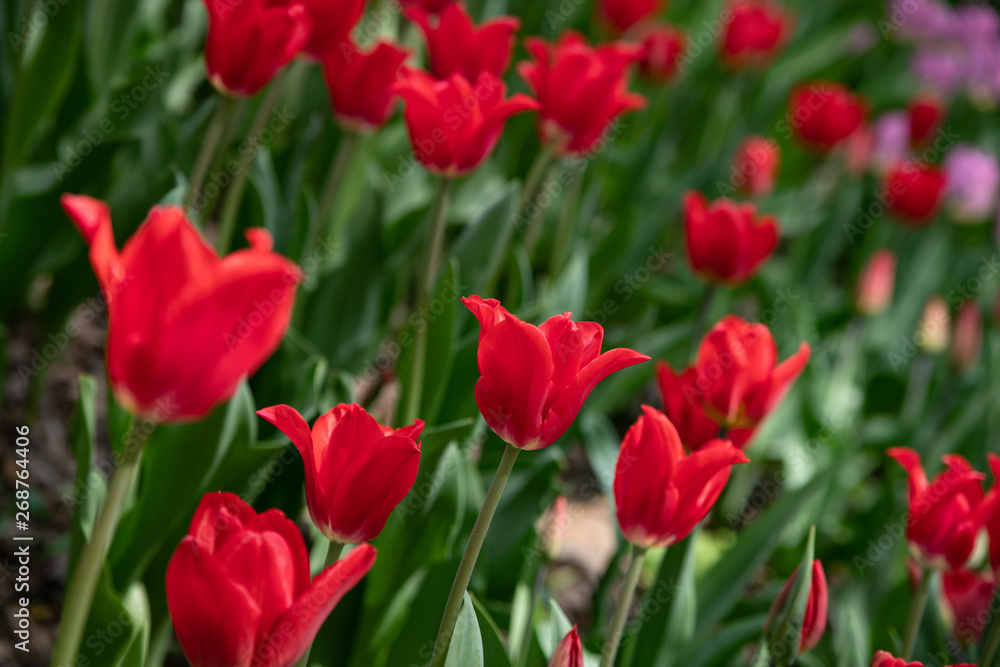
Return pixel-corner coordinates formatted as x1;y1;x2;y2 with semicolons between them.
600;546;647;667
316;131;362;252
51;417;151;666
901;567;934;660
522;147;562;262
902;353;934;424
430;442;521;667
689;285;717;359
981;604;1000;667
185;96;238;211
216;70;288;254
294;541;346;667
548;163;584;276
482;145;557;297
401;177;452;426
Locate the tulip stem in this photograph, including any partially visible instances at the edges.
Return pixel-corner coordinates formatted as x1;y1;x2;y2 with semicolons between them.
431;442;521;667
600;545;647;667
185;95;238;212
216;70;288;255
402;176;452;426
522;146;560;263
51;416;150;666
901;567;934;660
549;162;585;276
314;131;362;259
981;606;1000;666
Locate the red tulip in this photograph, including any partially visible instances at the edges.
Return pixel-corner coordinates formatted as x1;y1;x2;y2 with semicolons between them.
908;94;945;148
766;560;828;653
656;361;754;451
406;3;519;81
977;454;1000;576
61;195;302;422
519;32;644;156
597;0;662;34
202;0;310;96
257;403;422;544
887;448;985;570
856;250;896;316
296;0;365;60
720;0;790;68
942;568;996;643
950;301;982;372
463;296;650;450
614;406;748;548
548;626;584;667
693;315;811;429
392;69;538;177
731;135;780;197
166;492;376;667
400;0;455;12
683;191;779;285
789;82;867;150
323;40;409;132
883;162;947;225
636;23;687;83
871;651;974;667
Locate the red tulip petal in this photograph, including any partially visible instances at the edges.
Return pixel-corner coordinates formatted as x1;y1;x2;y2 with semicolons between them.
188;491;256;553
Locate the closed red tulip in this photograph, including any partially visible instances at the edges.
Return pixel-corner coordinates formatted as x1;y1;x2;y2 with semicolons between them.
950;301;982;372
856;250;896;316
766;560;828;653
296;0;365;60
62;195;302;422
656;361;754;451
683;191;779;285
887;448;985;570
323;40;409;132
257;403;422;544
166;492;376;667
942;568;996;643
883;162;947;225
636;23;687;83
908;94;945;147
406;3;519;81
597;0;662;34
976;454;1000;576
548;626;584;667
732;135;780;197
614;406;748;548
720;0;790;68
871;651;974;667
789;82;867;150
463;296;650;450
201;0;310;96
693;315;811;429
519;32;644;156
392;69;538;176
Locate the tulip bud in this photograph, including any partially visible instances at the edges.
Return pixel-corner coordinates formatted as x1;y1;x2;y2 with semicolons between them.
908;94;945;148
732;135;780;198
789;82;867;150
917;297;951;354
765;560;828;654
871;651;924;667
855;250;896;315
950;301;982;372
719;0;791;69
536;495;569;561
548;626;584;667
637;23;687;84
683;192;780;285
883;162;947;226
941;568;996;644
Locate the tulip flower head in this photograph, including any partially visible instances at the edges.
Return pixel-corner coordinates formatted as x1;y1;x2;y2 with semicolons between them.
296;0;366;60
201;0;311;96
942;144;1000;223
636;22;687;83
597;0;662;34
323;40;410;132
871;650;974;667
613;406;749;549
731;135;781;197
548;626;584;667
941;568;996;643
257;403;423;544
406;3;520;81
856;250;897;316
683;191;779;285
166;492;376;667
883;162;947;225
519;32;645;156
765;560;828;653
887;448;985;570
463;296;650;450
908;94;945;147
392;69;539;177
789;82;867;150
62;195;302;422
977;454;1000;577
719;0;791;69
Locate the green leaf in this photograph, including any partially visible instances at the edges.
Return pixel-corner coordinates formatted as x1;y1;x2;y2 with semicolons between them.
68;374;104;571
470;592;512;667
445;593;485;667
77;572;150;667
763;526;816;665
84;0;142;92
